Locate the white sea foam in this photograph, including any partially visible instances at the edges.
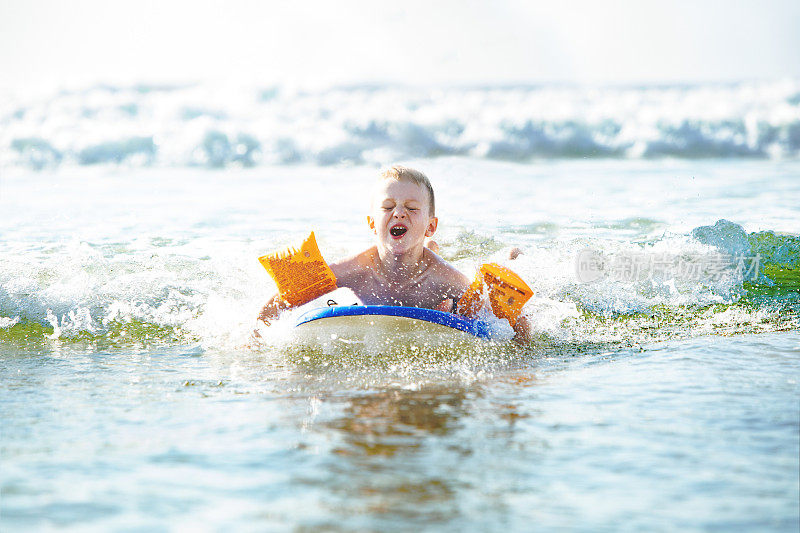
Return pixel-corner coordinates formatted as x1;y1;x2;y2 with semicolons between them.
1;217;794;348
1;154;797;350
2;81;799;170
0;316;20;329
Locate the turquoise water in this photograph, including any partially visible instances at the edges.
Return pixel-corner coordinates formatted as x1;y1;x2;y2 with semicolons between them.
2;332;798;531
1;157;799;531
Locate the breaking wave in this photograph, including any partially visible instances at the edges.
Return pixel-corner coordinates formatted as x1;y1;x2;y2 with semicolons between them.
2;81;799;169
1;220;797;352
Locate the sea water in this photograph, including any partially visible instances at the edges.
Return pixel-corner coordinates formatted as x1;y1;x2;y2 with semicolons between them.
1;82;799;531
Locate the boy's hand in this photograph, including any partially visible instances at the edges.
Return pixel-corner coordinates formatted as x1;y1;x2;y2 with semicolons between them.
435;298;455;313
257;294;291;326
512;315;533;344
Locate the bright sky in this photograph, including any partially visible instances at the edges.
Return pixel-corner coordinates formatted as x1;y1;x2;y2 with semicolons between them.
1;0;798;92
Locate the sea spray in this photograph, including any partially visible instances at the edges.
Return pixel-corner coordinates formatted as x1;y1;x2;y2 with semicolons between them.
3;81;799;170
2;218;797;352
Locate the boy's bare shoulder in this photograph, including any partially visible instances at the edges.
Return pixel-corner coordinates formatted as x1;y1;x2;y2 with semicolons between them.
329;247;376;282
424;248;470;288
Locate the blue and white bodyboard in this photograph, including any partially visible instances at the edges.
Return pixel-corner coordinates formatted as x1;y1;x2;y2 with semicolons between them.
291;289;511;349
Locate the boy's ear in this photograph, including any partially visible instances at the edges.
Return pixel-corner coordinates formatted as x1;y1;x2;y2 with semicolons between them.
425;216;438;237
367;216;375;233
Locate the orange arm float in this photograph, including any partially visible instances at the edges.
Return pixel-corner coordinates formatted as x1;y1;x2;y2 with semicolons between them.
457;263;533;326
258;232;338;307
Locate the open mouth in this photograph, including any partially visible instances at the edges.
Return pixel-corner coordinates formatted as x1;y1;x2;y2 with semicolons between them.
389;225;408;238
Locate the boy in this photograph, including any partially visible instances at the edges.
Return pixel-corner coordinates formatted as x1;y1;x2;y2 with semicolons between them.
258;166;532;342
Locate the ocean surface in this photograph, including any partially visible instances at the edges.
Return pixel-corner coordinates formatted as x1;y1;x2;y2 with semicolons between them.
1;82;799;531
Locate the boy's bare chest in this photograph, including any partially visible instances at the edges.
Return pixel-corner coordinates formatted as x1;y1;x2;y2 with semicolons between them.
351;271;446;308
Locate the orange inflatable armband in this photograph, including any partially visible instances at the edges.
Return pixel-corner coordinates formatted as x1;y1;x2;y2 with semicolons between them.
457;263;533;325
455;274;485;318
258;232;338;306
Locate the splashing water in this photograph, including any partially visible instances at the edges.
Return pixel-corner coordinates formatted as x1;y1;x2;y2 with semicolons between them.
1;158;797;355
2;81;799;171
1;154;798;531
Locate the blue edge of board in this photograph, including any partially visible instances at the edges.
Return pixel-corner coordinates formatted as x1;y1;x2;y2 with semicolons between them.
295;305;496;340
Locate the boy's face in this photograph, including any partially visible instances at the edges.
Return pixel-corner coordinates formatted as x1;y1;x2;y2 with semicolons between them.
367;179;437;255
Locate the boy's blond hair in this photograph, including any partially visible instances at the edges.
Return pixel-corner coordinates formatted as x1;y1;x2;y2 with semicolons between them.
380;165;436;216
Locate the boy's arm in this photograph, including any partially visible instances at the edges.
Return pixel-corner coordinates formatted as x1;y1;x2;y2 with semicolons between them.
434;260;471;312
257;252;365;327
512;315;533;344
257;294;291;326
427;254;535;344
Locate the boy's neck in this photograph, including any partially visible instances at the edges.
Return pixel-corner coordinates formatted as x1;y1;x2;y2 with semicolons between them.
375;245;426;283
